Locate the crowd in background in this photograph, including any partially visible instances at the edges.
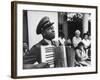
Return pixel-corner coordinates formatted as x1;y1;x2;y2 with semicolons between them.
23;29;91;67
23;15;91;68
58;30;91;67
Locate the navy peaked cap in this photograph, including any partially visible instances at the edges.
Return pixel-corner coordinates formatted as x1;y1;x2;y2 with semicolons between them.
36;16;54;34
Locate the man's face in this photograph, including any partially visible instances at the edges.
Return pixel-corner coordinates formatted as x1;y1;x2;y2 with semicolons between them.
75;33;80;38
89;35;91;40
43;26;55;40
84;35;88;40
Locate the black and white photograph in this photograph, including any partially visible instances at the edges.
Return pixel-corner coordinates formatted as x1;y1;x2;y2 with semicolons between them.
23;11;91;69
11;1;97;78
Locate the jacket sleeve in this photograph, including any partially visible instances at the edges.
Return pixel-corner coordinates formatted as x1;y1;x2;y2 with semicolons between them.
23;45;41;64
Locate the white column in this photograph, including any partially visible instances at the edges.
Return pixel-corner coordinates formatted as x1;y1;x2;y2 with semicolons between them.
83;14;89;33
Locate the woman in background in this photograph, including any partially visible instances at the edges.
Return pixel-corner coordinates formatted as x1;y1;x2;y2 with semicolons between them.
82;33;91;58
75;42;90;66
58;32;65;46
82;33;91;49
72;30;82;48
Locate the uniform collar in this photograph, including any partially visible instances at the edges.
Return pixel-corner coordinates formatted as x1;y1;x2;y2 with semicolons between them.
39;39;51;45
40;39;58;47
44;39;52;45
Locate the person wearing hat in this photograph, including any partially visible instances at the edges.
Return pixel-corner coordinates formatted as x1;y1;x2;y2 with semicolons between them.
72;30;82;48
23;16;58;69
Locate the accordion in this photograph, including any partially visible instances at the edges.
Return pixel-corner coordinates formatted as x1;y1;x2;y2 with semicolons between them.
41;45;67;68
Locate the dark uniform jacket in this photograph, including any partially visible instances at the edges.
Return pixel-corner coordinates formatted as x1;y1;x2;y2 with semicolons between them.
23;39;50;64
23;39;68;68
